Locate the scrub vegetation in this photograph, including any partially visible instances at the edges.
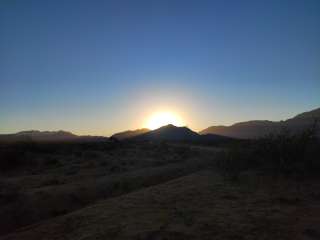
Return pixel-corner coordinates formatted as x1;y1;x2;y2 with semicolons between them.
0;126;319;239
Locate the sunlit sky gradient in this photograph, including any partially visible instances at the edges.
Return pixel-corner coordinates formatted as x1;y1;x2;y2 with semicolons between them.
1;0;319;136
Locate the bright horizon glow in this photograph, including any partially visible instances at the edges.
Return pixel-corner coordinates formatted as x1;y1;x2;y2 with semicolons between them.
146;112;184;130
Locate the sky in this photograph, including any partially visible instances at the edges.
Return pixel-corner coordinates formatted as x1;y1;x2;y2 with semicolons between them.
1;0;319;136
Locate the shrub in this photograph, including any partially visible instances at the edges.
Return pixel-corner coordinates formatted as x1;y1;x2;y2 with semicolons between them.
216;124;320;179
41;177;64;186
0;142;37;172
44;156;60;166
0;180;22;205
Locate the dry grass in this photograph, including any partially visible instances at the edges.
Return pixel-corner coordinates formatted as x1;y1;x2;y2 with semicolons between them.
0;136;319;239
0;141;212;236
1;171;320;240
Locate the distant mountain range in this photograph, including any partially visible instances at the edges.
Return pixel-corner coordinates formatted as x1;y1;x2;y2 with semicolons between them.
0;130;108;143
200;107;320;139
1;107;319;142
111;128;150;140
115;124;231;142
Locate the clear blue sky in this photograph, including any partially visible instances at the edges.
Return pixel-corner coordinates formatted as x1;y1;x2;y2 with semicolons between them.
1;0;319;135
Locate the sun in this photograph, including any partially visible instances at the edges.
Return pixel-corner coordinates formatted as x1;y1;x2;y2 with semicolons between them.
146;112;184;130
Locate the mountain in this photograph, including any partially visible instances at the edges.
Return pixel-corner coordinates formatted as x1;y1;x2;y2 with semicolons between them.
111;128;150;140
133;124;199;141
131;124;231;142
0;130;108;143
200;107;320;139
17;130;77;140
290;107;320;120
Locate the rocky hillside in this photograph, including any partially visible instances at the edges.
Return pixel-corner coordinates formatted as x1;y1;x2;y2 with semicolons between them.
200;107;320;139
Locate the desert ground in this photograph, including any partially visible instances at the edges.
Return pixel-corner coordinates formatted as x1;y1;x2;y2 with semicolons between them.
0;134;319;240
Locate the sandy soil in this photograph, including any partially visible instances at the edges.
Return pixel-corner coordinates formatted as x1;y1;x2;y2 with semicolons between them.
2;171;320;240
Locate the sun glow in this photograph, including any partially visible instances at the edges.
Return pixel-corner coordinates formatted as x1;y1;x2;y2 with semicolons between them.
146;112;184;130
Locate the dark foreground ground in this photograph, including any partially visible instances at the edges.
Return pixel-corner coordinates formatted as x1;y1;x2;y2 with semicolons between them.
0;137;319;239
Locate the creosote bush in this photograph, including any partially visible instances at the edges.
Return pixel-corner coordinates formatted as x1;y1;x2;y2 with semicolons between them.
216;124;319;180
0;141;37;172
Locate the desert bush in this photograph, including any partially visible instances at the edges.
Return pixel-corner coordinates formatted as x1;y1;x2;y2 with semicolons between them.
174;145;192;159
0;180;22;205
41;177;65;186
65;166;79;175
216;124;320;179
0;180;35;235
82;150;103;159
215;147;255;181
44;155;61;166
0;142;38;172
99;159;110;167
0;148;23;171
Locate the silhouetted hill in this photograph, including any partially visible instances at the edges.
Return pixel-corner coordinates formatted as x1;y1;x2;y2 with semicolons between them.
134;124;198;141
132;124;231;142
111;128;150;140
290;107;320;120
0;130;108;143
200;107;320;139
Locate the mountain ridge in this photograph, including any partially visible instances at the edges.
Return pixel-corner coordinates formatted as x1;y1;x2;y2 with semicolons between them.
1;107;319;141
0;130;108;143
111;128;150;140
131;124;231;142
200;107;320;139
